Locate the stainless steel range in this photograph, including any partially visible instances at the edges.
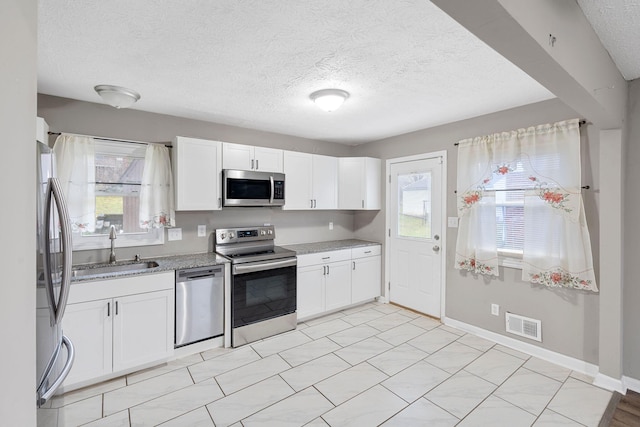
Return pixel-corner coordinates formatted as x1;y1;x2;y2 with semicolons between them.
215;225;297;347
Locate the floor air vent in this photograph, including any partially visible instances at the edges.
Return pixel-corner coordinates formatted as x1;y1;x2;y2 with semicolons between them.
505;312;542;342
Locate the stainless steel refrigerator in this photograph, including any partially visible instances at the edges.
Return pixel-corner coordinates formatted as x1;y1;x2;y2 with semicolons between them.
36;140;75;412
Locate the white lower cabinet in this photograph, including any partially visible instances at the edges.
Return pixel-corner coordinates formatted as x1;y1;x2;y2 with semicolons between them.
297;246;381;320
351;246;382;304
62;272;174;389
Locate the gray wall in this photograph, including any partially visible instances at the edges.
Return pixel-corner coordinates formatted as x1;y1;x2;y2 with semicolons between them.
353;98;602;363
624;78;640;378
37;95;357;264
1;0;37;425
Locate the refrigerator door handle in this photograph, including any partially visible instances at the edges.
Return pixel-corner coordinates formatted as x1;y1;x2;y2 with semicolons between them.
44;178;73;325
38;335;75;404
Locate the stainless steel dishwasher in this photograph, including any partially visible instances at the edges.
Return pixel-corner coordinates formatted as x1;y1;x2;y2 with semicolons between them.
175;265;224;347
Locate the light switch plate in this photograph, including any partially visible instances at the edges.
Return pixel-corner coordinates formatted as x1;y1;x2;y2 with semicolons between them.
168;228;182;241
197;225;206;237
491;304;500;316
447;217;459;228
329;222;334;230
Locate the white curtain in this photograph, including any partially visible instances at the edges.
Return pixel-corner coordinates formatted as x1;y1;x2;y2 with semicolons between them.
139;143;175;229
53;135;96;233
455;119;597;292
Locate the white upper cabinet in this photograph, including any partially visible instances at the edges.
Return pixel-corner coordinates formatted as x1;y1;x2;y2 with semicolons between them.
312;154;338;209
172;136;222;210
222;142;283;173
283;151;337;210
338;157;381;210
283;151;313;209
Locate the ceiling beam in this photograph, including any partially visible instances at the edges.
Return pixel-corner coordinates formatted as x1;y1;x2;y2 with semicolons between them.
431;0;627;129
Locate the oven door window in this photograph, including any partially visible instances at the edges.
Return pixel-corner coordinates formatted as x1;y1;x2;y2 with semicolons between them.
233;265;296;328
227;178;271;200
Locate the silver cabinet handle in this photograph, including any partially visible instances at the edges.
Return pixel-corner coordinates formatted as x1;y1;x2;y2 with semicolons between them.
353;261;355;270
107;302;110;317
310;199;314;209
364;250;371;254
115;301;119;315
256;159;259;170
218;197;221;208
327;265;330;275
322;256;330;260
251;159;255;170
323;265;326;275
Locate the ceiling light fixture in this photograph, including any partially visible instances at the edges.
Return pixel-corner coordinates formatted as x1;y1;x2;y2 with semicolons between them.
310;89;349;112
94;85;141;109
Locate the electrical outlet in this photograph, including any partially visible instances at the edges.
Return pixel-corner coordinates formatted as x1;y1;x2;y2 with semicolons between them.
491;304;500;316
329;222;334;230
168;228;182;241
197;225;206;237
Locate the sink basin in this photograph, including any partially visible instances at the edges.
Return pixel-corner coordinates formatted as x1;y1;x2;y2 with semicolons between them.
72;261;160;278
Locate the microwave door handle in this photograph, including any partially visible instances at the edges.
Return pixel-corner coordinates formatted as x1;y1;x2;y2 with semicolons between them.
49;178;73;324
269;175;274;205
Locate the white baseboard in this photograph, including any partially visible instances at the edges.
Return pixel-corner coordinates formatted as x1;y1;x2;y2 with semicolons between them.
623;376;640;393
594;373;626;394
442;317;621;388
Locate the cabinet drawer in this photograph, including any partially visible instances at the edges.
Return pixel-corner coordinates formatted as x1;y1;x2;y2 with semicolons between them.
351;245;381;259
297;249;351;268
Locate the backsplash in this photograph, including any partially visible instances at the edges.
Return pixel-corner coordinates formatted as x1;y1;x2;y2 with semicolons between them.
72;208;357;265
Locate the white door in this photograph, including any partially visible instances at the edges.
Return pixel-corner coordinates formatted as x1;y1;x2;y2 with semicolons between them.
388;156;443;317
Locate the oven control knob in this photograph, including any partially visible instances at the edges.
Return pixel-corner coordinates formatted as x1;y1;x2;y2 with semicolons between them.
260;230;266;236
229;232;235;239
220;233;226;240
267;229;273;235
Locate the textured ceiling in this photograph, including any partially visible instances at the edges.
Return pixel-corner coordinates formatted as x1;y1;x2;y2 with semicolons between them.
38;1;555;145
577;0;640;81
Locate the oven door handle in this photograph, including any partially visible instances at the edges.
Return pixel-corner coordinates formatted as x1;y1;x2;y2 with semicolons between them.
233;258;297;275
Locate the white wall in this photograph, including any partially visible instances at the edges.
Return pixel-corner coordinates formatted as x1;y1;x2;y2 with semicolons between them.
353;98;602;363
0;0;37;425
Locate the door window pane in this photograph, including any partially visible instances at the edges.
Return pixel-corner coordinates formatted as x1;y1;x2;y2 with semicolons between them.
397;172;431;238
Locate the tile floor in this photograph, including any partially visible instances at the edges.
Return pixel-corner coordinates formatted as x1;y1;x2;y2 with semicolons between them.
42;302;612;427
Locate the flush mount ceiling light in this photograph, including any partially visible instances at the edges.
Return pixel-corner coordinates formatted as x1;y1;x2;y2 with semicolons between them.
94;85;141;109
310;89;350;112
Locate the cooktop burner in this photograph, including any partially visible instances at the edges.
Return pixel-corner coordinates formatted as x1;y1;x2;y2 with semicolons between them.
214;226;296;264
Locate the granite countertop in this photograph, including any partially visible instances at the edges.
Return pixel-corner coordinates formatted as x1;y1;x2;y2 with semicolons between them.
282;239;380;255
70;252;228;283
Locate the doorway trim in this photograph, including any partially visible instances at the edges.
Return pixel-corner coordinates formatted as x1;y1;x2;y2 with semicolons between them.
384;150;447;319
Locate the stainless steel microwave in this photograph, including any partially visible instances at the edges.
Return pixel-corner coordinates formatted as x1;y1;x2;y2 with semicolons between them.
222;169;285;207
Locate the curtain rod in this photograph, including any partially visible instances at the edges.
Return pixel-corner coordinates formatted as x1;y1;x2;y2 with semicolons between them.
453;120;587;147
48;131;172;148
454;185;590;194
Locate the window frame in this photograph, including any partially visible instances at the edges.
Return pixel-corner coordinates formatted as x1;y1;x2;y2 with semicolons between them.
70;140;165;251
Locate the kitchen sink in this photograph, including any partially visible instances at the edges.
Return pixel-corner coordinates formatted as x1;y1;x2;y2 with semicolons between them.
71;261;160;278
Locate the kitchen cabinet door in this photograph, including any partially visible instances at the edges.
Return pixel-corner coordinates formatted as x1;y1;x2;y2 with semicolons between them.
223;142;283;173
253;146;283;173
172;137;222;210
283;151;313;210
312;154;338;209
222;142;253;171
112;289;173;372
338;157;381;210
351;255;381;304
62;299;113;386
324;260;352;311
297;264;325;319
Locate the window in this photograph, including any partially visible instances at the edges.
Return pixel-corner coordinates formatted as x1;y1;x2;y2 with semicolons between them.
72;140;164;250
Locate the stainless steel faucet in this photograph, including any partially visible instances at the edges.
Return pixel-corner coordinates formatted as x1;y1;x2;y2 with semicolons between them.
109;225;117;264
